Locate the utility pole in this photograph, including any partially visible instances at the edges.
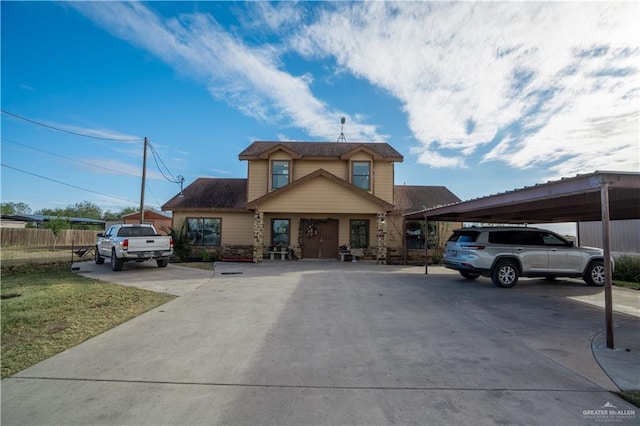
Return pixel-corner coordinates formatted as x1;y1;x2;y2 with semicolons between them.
139;137;147;224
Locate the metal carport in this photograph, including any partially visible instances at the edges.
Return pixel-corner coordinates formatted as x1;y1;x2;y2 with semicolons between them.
404;171;640;349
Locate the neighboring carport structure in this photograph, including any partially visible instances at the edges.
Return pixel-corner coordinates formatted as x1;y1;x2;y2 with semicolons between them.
0;214;106;228
404;171;640;349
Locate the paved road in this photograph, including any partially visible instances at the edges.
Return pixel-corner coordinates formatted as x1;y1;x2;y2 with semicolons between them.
2;261;638;425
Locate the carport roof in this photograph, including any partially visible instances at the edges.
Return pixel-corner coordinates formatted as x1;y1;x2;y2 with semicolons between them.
1;214;105;225
404;171;640;223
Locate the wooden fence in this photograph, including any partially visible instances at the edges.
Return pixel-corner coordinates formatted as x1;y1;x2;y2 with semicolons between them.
1;228;98;247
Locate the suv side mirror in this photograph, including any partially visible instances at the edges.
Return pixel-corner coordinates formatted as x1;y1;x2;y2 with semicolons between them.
97;233;104;238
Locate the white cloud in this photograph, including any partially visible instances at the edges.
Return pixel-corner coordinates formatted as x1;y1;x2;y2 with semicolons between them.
70;2;384;142
71;2;639;177
294;2;639;175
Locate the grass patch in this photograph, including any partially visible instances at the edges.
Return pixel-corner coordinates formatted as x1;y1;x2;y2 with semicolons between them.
613;280;640;290
616;390;640;408
1;263;175;378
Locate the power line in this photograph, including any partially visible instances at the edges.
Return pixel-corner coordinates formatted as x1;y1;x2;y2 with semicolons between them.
147;141;185;194
2;136;164;207
1;137;140;178
1;109;143;142
1;163;141;206
148;142;181;183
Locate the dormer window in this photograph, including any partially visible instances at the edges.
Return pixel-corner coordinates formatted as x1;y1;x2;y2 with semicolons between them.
352;161;371;190
271;160;290;189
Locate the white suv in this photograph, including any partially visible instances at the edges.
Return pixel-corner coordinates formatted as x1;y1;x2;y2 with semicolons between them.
443;227;608;288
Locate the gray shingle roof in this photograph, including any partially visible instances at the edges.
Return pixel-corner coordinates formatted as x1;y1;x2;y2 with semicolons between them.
239;141;403;161
394;185;461;214
162;178;248;211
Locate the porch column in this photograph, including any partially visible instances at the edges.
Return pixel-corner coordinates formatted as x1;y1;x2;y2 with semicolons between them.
253;211;264;263
376;212;387;265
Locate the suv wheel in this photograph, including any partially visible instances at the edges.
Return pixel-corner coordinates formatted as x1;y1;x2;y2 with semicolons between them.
584;261;606;286
492;260;519;288
460;271;480;280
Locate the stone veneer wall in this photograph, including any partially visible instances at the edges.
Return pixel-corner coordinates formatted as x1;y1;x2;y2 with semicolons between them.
376;212;387;264
253;211;264;263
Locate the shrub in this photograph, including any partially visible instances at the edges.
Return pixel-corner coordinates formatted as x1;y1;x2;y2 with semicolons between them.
613;255;640;283
168;225;191;262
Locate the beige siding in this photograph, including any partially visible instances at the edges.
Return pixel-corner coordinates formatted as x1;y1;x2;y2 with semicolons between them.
259;176;383;214
270;151;292;160
247;160;268;202
293;160;347;180
349;152;374;161
173;212;254;245
373;161;394;203
338;215;377;247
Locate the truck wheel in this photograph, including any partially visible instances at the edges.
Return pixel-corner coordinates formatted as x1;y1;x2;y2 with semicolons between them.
157;259;168;268
111;249;124;271
95;246;105;265
584;261;606;286
460;271;480;280
491;260;519;288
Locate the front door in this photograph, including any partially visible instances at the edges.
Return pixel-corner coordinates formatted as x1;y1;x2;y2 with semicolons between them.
301;219;339;259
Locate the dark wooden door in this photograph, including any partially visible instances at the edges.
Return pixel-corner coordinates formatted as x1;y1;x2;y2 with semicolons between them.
301;219;339;259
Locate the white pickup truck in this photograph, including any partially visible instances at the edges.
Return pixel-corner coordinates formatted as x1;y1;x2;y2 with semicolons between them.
95;224;174;271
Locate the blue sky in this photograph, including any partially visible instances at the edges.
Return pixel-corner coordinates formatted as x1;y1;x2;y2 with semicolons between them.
2;1;638;216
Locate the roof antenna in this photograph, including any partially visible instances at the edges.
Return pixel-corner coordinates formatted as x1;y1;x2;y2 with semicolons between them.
177;175;185;197
337;117;347;142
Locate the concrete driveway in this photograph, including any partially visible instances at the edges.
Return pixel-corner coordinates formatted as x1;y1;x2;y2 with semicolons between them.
2;261;638;425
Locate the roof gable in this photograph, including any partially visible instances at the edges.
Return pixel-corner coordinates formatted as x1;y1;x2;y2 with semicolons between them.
256;144;302;159
340;145;383;160
239;141;403;162
247;169;395;211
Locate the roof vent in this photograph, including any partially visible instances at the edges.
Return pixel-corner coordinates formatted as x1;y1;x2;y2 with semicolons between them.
337;117;347;142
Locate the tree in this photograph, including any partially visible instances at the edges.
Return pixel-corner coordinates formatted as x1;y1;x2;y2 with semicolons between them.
45;217;69;250
102;207;138;220
36;201;103;219
1;202;31;215
69;201;103;219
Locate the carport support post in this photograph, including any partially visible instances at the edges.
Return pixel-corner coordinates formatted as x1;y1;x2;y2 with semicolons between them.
601;182;614;349
424;213;428;275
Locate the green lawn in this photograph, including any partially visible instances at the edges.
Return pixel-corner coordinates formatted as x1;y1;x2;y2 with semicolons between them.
1;263;175;378
613;280;640;290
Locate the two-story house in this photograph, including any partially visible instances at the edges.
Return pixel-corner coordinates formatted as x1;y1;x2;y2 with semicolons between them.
162;141;460;263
